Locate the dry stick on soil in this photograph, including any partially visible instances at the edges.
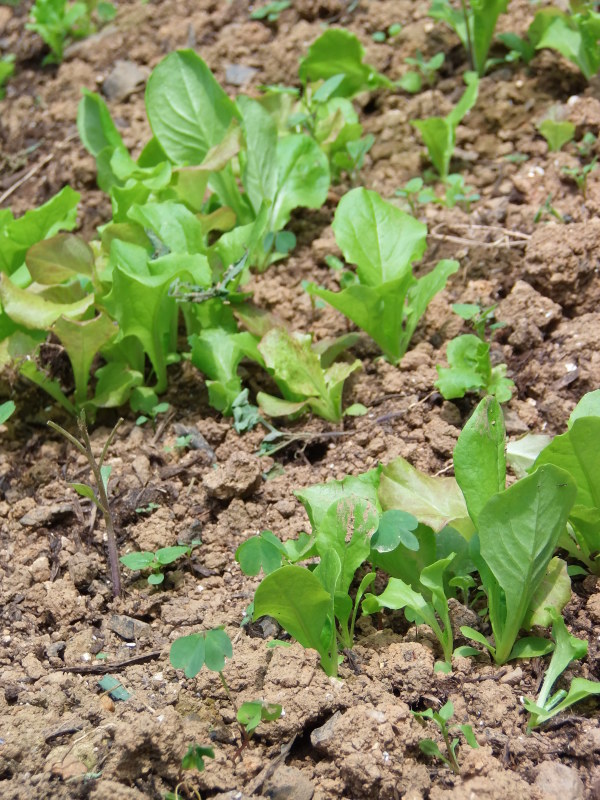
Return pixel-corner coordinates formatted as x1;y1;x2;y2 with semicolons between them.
48;411;124;597
429;222;531;249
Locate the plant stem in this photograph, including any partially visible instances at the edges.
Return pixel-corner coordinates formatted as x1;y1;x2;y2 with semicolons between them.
218;672;250;747
49;412;123;597
460;0;475;72
77;412;123;597
442;726;460;774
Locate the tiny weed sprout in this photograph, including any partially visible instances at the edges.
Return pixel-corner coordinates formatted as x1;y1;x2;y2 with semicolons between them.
48;411;123;597
577;131;597;158
164;743;215;800
120;541;201;587
413;700;479;774
404;51;445;89
537;119;575;152
429;0;509;76
170;629;281;748
135;401;170;428
249;0;290;22
534;194;565;224
411;73;479;179
562;157;598;200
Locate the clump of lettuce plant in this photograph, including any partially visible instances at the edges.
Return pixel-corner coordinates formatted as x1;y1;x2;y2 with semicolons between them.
27;0;115;64
429;0;509;76
435;303;514;403
306;187;458;363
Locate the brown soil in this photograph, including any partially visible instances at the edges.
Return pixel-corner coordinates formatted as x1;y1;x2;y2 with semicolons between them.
1;1;600;799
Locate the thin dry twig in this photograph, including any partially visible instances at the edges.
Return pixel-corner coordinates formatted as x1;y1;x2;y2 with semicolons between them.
0;154;53;205
56;649;163;674
429;222;531;249
245;735;296;795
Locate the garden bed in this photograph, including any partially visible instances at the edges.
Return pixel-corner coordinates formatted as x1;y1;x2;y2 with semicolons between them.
1;1;600;799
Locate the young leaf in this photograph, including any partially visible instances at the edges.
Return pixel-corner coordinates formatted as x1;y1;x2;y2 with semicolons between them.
379;456;471;535
181;744;214;772
236;530;286;576
155;545;190;565
371;509;419;553
52;313;117;406
411;74;479;178
0;186;80;276
453;396;506;526
253;565;332;668
120;551;156;571
237;701;283;735
295;468;382;530
477;464;576;664
299;29;393;97
170;628;233;677
146;50;240;164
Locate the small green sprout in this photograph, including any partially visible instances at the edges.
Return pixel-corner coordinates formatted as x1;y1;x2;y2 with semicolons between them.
534;194;566;224
120;540;201;587
562;157;598;200
537;119;575;152
250;0;290;21
135;502;160;515
165;744;215;800
237;700;283;738
577;132;596;158
452;303;505;341
404;51;444;87
413;700;478;774
170;628;282;749
0;54;15;100
0;400;16;425
372;24;402;43
135;401;170;427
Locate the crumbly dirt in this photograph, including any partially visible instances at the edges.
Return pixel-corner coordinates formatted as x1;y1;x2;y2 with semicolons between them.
1;1;600;799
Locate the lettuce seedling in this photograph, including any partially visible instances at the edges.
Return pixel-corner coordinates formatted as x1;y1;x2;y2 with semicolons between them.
404;51;445;90
413;700;478;774
436;334;513;402
436;303;513;402
363;553;456;665
411;72;479;179
27;0;90;63
120;541;200;586
251;496;379;676
533;400;600;574
429;0;509;76
256;328;362;422
306;188;458;363
524;609;600;729
537;119;575;153
529;2;600;80
298;29;394;97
